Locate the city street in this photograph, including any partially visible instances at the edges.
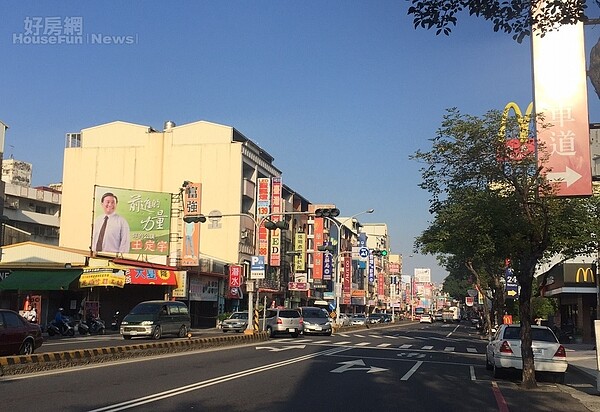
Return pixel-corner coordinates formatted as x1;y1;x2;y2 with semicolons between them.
1;322;597;412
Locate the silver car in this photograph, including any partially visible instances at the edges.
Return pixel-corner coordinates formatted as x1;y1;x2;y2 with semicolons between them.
260;308;302;338
221;311;248;333
298;307;332;336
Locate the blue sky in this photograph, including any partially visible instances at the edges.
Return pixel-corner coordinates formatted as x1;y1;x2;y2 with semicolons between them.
1;1;599;283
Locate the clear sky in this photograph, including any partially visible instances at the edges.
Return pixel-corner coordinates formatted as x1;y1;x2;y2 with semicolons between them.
1;1;599;283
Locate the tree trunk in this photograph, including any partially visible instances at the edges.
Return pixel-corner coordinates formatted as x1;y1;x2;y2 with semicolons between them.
518;274;537;389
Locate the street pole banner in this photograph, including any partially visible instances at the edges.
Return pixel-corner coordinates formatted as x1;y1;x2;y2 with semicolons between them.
269;177;282;266
182;182;201;266
256;178;271;257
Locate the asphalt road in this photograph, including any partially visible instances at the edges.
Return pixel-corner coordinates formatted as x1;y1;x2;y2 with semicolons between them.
1;322;597;412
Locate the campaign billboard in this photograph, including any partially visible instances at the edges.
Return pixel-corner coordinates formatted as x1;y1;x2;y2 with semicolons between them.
92;186;171;255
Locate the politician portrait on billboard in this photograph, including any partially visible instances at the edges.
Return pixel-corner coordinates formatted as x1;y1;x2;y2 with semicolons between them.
91;186;172;255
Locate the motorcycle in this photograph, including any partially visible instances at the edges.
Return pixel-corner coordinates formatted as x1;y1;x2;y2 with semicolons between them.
78;316;106;335
111;311;120;331
47;317;75;337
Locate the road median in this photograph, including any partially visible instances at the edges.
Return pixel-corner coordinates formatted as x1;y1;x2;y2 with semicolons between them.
0;331;269;376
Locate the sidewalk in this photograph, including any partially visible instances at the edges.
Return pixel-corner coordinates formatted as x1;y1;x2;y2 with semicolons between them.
565;343;599;382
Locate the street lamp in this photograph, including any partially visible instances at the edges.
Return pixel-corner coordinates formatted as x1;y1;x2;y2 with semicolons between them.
319;209;374;325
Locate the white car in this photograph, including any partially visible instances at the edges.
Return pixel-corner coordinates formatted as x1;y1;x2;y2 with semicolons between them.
419;314;433;324
485;324;567;382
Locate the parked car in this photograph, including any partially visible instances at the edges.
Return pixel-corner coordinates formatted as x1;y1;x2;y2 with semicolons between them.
221;311;248;333
485;324;567;383
336;313;351;327
419;314;433;324
0;309;43;356
260;308;302;338
368;313;390;324
298;307;332;336
120;300;191;340
351;314;367;326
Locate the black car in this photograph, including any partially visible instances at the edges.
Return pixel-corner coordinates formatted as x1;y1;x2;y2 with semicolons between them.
0;309;43;356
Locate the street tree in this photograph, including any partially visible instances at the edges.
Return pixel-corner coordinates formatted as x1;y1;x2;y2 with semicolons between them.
407;0;597;43
411;107;598;388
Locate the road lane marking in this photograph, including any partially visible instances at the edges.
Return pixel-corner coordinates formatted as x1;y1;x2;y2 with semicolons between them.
400;360;423;381
491;381;510;412
470;366;476;381
89;346;350;412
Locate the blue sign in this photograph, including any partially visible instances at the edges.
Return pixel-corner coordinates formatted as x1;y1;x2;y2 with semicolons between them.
359;247;369;258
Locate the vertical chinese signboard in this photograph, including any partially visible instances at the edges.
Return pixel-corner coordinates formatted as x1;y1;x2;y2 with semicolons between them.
294;233;306;272
269;177;282;266
532;21;592;197
228;264;243;299
182;182;202;266
256;178;271;258
313;217;324;280
343;255;352;305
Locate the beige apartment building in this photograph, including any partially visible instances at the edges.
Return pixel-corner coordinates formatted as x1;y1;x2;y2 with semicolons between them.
59;119;317;323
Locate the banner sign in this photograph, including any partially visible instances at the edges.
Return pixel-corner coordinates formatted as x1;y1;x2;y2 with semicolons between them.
125;268;177;285
343;255;352;305
172;271;188;298
532;21;592;196
182;182;201;266
323;242;333;281
256;178;271;257
269;177;282;267
80;267;126;288
313;217;324;280
294;233;306;272
228;265;243;299
288;282;309;291
368;252;375;283
92;186;171;255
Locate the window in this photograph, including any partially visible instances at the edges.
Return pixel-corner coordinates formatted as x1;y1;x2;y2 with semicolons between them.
4;311;22;328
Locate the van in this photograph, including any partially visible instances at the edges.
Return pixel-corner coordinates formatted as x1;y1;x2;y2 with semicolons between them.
120;300;191;340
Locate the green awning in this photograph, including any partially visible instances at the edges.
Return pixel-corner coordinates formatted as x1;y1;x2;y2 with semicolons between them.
0;269;82;291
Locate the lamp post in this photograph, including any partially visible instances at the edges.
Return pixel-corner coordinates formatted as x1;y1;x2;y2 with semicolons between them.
320;209;374;324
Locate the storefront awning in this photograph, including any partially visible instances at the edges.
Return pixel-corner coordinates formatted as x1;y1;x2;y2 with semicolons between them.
0;269;82;291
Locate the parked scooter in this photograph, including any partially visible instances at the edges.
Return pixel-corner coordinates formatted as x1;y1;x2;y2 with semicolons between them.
111;311;120;331
78;315;106;335
47;317;75;337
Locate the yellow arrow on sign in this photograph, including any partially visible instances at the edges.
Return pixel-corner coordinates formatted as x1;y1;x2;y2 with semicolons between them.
507;290;517;297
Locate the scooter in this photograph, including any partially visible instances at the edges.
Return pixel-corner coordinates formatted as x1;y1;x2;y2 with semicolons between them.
47;317;75;337
78;316;106;335
111;311;120;331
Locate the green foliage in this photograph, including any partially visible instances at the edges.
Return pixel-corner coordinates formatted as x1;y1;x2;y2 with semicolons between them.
407;0;592;43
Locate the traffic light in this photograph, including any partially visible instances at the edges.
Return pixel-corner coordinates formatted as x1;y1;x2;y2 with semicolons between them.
263;219;289;230
314;208;340;218
183;215;206;223
317;244;335;253
371;249;388;257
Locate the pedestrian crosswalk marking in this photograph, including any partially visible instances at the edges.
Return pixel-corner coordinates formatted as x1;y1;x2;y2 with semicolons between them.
356;342;370;346
370;335;383;339
354;334;366;338
422;345;434;350
377;343;391;348
313;340;331;344
400;344;412;349
444;347;455;352
466;347;477;353
335;341;352;345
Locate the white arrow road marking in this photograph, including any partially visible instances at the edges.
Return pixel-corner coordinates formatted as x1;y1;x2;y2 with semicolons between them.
400;361;424;381
330;359;388;374
256;345;306;352
547;166;582;186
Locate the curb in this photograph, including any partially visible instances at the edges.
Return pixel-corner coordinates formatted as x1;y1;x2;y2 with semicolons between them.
0;331;269;377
